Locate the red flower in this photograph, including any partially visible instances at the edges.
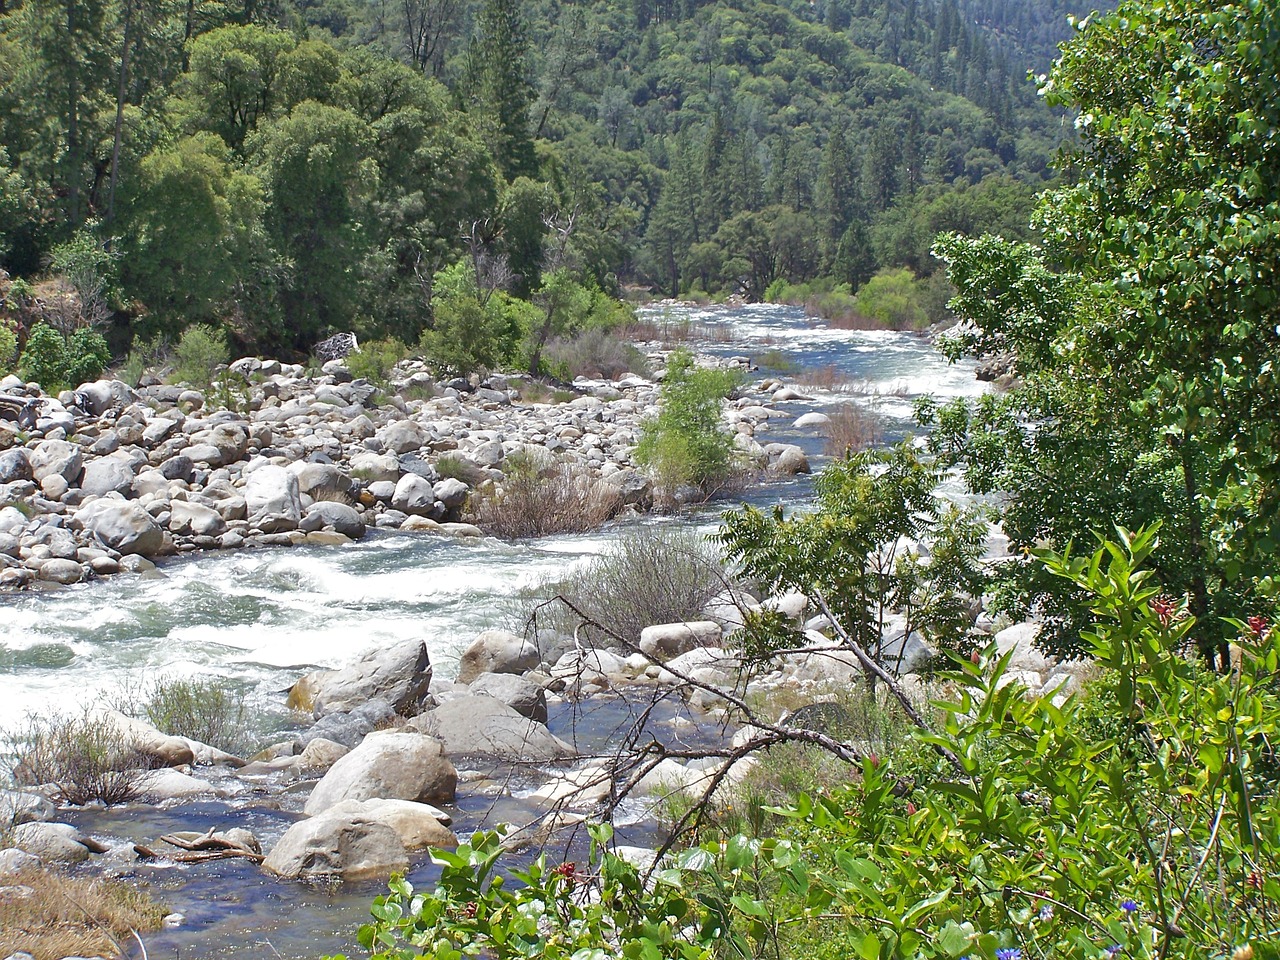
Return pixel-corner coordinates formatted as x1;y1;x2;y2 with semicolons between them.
1247;616;1269;639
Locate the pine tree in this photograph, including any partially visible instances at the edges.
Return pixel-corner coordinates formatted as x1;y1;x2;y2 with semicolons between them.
466;0;536;182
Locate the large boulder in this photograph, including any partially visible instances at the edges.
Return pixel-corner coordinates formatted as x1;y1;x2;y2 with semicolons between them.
0;448;32;483
9;822;94;865
300;501;366;539
169;499;229;538
75;498;166;556
30;439;82;485
432;477;470;510
79;457;136;498
303;731;456;815
456;630;541;684
993;622;1055;677
243;464;301;532
75;379;134;417
90;708;196;767
262;811;407;881
410;696;575;761
293;640;433;718
391;474;436;516
638;621;723;660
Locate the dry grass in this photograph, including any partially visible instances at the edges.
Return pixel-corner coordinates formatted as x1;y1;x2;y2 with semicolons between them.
0;867;165;960
825;404;883;457
470;455;623;539
795;364;852;391
6;711;157;805
621;317;735;345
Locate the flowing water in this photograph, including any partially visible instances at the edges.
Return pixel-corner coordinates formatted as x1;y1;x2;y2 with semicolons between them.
0;303;986;958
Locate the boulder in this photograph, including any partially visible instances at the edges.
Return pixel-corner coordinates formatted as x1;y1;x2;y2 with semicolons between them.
0;847;41;876
378;421;427;455
391;474;436;516
638;620;723;660
468;672;548;723
138;768;217;802
244;464;301;532
456;630;541;684
297;639;433;718
90;708;196;767
37;558;84;584
994;622;1055;677
0;790;55;826
792;412;830;429
262;812;407;881
349;452;400;484
30;439;82;486
79;457;136;498
432;477;470;510
328;797;455;845
75;379;134;416
9;823;93;865
303;731;456;815
301;501;366;539
299;738;349;773
410;696;575;761
0;449;32;484
766;443;810;475
169;500;228;538
75;498;166;556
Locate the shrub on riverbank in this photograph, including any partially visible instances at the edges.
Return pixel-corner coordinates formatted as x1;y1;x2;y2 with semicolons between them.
135;675;253;755
635;349;743;506
527;526;726;645
470;453;623;539
5;710;153;805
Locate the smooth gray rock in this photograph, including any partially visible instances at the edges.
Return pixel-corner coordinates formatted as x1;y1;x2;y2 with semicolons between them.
432;477;469;509
9;822;92;864
37;558;84;584
0;449;32;484
262;811;407;881
639;621;723;660
169;499;228;537
302;501;366;538
0;847;41;876
303;731;457;815
244;464;301;532
29;439;82;485
456;630;541;684
469;672;548;723
75;498;166;556
391;474;435;516
79;457;136;497
75;379;134;416
298;640;432;718
410;696;575;761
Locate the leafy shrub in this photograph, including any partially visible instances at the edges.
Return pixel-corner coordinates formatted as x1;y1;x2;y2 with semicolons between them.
116;334;169;387
471;453;622;539
138;675;253;755
170;324;229;389
346;337;409;387
753;347;799;374
529;526;726;644
635;349;742;504
5;710;155;805
0;320;16;374
851;267;929;329
17;322;110;390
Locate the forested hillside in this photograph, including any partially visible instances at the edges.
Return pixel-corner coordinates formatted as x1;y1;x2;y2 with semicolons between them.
0;0;1093;362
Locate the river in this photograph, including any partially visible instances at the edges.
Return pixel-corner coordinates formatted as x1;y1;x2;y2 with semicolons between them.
0;302;986;958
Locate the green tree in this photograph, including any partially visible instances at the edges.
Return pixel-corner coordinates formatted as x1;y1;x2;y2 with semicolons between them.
936;0;1280;668
466;0;536;182
253;100;376;350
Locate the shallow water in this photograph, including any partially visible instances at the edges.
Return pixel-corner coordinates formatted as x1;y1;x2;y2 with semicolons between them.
0;303;984;958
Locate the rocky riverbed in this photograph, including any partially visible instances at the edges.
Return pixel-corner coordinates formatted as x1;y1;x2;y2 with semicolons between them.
0;345;816;591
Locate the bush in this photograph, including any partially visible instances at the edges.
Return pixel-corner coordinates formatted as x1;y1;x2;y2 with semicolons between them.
824;402;882;456
137;675;253;755
17;323;110;390
542;328;649;380
346;337;409;386
851;267;929;329
0;321;16;374
116;333;169;387
170;324;229;388
470;452;622;539
435;454;487;486
5;710;155;805
529;526;726;644
635;349;742;504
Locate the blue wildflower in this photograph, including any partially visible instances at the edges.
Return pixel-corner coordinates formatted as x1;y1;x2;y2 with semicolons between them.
1038;903;1054;921
996;950;1022;960
1120;900;1138;915
1104;946;1123;958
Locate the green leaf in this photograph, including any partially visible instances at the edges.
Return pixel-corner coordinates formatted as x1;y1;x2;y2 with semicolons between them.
857;931;880;960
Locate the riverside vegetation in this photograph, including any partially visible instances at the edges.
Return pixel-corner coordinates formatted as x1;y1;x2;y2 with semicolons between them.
330;0;1280;958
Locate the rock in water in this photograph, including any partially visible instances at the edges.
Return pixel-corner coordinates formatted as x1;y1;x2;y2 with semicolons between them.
293;639;433;718
303;731;456;815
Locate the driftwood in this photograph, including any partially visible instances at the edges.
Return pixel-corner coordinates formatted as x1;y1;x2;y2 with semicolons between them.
134;828;265;864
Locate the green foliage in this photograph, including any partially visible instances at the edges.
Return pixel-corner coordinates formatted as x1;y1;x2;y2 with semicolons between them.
348;530;1279;960
719;442;988;664
170;324;229;390
470;453;622;539
635;349;741;502
136;676;253;756
4;709;154;806
0;322;15;375
419;262;523;378
346;338;409;387
17;323;109;390
851;267;930;330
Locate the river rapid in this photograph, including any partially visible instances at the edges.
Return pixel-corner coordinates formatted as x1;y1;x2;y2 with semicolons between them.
0;302;986;958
